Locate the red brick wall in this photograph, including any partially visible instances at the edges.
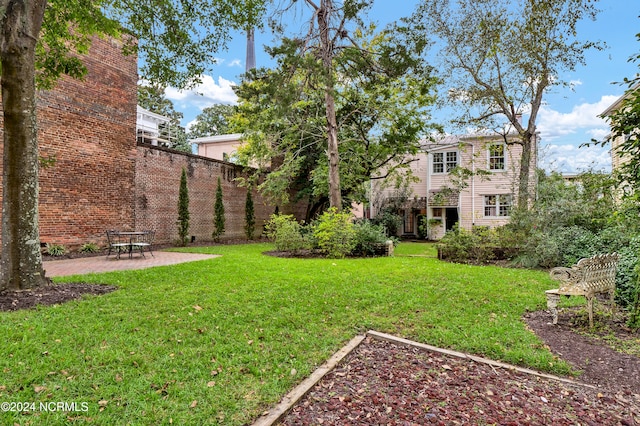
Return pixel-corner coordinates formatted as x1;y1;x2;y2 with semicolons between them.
134;144;307;244
0;35;308;251
0;36;138;249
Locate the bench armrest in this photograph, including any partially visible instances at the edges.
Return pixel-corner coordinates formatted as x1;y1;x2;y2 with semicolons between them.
549;266;583;291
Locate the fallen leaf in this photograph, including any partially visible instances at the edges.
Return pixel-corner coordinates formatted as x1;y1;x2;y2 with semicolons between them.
207;381;216;387
291;368;297;376
442;364;452;370
98;400;108;407
193;305;203;311
190;400;198;408
33;385;46;393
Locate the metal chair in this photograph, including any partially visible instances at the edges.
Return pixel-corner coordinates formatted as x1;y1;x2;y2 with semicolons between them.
130;230;155;258
106;230;130;259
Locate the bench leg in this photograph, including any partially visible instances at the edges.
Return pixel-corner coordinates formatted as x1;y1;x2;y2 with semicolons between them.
546;293;560;325
587;296;594;328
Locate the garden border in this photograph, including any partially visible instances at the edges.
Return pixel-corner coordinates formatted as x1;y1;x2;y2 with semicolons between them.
251;330;596;426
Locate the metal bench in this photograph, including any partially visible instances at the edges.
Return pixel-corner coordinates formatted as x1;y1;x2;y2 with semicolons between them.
545;253;619;327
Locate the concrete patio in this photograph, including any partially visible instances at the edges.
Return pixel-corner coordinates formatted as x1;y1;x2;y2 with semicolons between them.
43;251;220;277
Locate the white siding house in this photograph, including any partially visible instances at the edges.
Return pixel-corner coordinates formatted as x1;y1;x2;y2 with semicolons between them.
373;132;537;239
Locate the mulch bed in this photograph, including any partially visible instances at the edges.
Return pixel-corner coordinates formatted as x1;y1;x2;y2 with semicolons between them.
279;334;640;425
0;283;117;311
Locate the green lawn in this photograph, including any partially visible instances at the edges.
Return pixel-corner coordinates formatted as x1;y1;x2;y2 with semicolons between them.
0;242;565;425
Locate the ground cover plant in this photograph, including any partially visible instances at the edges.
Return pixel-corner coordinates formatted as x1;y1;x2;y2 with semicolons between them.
0;243;576;424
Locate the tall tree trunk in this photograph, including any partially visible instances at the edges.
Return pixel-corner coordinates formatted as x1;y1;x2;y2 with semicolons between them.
0;0;48;290
517;133;534;209
318;0;341;210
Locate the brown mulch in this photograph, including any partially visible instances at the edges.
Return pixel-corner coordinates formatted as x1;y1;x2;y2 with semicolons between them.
0;283;117;311
1;282;639;424
279;309;640;425
279;335;640;425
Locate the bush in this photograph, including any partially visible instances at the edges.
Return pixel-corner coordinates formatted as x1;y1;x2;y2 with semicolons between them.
79;242;100;253
264;214;307;252
312;208;356;258
371;208;402;237
438;225;499;264
352;220;389;256
46;243;66;256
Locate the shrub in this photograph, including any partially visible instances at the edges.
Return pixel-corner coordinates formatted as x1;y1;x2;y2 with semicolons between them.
79;242;100;253
213;176;225;240
438;225;499;264
264;214;307;252
352;220;389;256
244;188;255;240
177;168;190;246
46;243;66;256
371;208;402;237
313;208;356;258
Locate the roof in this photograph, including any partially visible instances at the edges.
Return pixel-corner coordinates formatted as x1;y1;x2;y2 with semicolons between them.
189;133;243;145
136;105;170;124
601;81;640;117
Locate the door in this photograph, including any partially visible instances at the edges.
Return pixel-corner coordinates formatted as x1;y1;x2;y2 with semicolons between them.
445;208;459;231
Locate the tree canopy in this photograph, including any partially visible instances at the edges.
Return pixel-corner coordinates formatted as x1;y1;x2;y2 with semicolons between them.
410;0;603;208
187;104;237;139
232;22;438;217
0;0;268;290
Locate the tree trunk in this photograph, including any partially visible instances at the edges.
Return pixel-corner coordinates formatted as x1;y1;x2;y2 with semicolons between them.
318;0;342;210
0;0;48;290
517;133;534;209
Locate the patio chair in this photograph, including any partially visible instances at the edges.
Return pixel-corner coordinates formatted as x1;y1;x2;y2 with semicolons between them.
106;230;130;259
130;230;155;258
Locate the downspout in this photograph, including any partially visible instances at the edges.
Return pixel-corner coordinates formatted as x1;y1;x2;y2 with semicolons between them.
471;143;475;226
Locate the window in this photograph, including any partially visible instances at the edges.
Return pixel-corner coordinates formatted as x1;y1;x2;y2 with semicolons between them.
484;194;512;217
488;144;505;170
433;151;457;173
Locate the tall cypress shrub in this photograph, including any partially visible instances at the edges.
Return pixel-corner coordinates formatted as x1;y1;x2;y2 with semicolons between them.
177;168;190;246
245;187;255;240
213;176;225;240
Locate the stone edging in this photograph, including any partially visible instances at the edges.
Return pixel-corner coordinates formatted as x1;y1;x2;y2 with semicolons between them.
251;330;594;426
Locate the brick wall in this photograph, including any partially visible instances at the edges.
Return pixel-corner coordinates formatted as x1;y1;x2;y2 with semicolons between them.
0;36;138;249
134;144;307;244
0;35;308;251
37;37;138;248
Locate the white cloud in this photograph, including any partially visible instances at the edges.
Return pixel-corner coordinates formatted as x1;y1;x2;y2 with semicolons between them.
227;59;242;68
537;95;619;143
165;75;238;110
539;143;611;174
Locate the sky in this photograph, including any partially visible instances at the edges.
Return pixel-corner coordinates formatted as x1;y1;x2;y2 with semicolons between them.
163;1;640;174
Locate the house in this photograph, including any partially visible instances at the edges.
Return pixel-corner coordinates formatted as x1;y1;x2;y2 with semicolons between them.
136;105;172;146
372;132;537;240
190;133;244;162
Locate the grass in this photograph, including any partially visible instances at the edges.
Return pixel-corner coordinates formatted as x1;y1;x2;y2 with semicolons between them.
0;242;569;424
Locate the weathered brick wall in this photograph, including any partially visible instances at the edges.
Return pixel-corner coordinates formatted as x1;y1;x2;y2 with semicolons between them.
134;144;307;244
37;37;138;247
0;36;138;249
0;35;308;251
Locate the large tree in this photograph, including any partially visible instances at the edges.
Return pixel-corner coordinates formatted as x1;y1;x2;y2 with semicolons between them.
0;0;267;291
411;0;602;208
233;24;438;217
187;104;237;138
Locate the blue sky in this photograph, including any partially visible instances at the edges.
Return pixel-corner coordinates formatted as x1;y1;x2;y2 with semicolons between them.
164;1;640;174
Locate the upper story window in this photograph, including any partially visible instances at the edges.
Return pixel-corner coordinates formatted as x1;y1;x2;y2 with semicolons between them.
433;151;458;174
488;143;505;171
484;194;512;217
